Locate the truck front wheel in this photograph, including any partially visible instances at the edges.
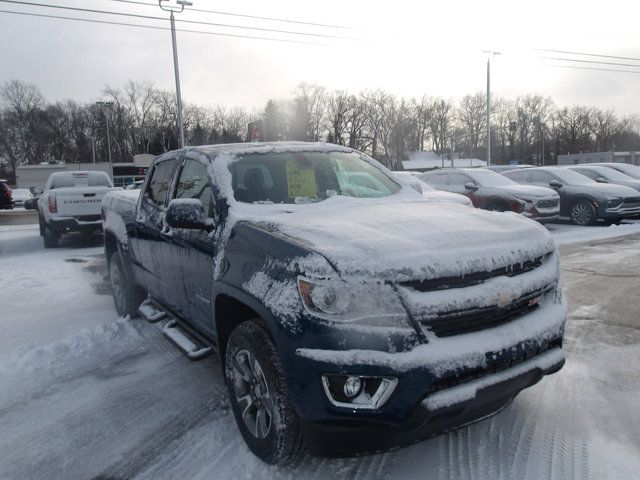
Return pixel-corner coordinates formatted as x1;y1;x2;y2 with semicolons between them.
109;250;145;317
225;320;303;465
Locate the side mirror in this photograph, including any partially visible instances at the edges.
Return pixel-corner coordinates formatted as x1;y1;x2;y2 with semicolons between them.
24;198;38;210
464;182;479;191
596;176;608;183
165;199;213;231
549;180;563;189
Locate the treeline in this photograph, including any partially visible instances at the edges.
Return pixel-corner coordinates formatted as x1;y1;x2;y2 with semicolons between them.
1;79;640;181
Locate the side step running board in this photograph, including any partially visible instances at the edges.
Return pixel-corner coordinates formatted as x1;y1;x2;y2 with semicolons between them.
138;299;167;323
162;319;212;361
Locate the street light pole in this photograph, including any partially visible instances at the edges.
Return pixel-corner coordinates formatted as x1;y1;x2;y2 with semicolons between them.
483;51;500;166
159;0;192;149
96;101;113;164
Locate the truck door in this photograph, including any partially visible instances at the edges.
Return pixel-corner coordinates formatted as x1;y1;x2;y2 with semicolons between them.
168;158;217;336
135;157;179;300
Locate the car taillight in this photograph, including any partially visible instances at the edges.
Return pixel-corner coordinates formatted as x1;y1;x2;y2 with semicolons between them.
48;196;57;213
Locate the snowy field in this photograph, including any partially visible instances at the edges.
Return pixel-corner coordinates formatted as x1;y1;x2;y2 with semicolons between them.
0;222;639;479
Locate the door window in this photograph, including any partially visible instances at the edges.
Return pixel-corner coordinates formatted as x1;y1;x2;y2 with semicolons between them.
175;159;216;219
530;171;553;185
449;172;471;186
144;159;178;206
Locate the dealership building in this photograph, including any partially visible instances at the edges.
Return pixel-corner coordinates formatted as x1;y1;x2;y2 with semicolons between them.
16;154;155;192
557;151;639;166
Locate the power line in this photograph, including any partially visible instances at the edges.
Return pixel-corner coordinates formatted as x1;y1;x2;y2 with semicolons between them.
0;8;327;45
543;64;640;74
105;0;355;30
540;56;640;69
534;48;640;63
0;0;355;39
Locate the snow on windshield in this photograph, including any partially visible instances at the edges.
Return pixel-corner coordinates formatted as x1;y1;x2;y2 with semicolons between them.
228;151;401;204
466;169;517;187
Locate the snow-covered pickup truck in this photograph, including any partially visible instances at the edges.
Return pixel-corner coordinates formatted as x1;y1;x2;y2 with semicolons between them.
102;142;567;465
32;171;119;248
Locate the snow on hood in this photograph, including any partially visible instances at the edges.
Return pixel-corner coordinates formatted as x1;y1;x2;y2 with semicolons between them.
496;184;559;198
422;190;472;206
203;148;555;283
254;198;555;282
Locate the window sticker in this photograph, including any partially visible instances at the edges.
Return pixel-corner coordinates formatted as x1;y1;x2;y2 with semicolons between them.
286;159;317;198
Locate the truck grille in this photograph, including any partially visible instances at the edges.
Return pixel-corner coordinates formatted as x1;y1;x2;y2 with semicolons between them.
418;285;552;337
424;338;563;396
536;198;559;209
401;256;545;293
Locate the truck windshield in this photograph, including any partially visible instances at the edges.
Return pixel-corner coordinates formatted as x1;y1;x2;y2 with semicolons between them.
229;151;401;204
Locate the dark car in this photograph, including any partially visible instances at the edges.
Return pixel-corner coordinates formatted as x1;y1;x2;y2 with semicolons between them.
102;143;566;464
589;162;640;180
503;167;640;225
565;165;640;192
419;168;560;222
0;180;13;210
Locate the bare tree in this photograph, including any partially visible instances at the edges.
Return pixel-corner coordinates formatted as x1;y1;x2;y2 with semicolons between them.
457;92;486;157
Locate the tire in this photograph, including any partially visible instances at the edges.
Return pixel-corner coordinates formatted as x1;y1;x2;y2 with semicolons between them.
43;226;59;248
109;250;146;317
225;320;303;465
570;200;597;226
38;214;45;237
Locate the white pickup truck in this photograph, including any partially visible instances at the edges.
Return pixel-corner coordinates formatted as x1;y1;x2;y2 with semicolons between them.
34;171;119;247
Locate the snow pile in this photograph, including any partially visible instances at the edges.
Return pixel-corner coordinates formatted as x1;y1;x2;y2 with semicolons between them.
550;221;640;245
0;316;139;376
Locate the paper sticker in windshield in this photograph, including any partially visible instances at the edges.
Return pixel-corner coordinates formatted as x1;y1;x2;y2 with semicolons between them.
286;159;317;198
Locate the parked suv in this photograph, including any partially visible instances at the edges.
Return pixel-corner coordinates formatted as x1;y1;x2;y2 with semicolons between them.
420;168;560;221
102;143;566;464
0;179;13;210
565;165;640;192
503;167;640;225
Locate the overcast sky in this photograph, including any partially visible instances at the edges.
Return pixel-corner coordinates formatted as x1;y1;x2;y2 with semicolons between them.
1;0;639;114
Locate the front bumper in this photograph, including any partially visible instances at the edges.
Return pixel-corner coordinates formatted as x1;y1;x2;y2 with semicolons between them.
301;347;564;456
284;295;566;455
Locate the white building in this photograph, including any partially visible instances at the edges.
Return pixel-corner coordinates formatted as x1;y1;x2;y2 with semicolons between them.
16;154;155;192
557;151;639;166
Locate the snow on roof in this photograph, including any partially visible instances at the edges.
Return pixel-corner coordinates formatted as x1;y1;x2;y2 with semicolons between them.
193;141;354;158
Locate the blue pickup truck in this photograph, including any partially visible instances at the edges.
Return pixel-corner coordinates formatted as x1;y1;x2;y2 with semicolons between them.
101;142;567;465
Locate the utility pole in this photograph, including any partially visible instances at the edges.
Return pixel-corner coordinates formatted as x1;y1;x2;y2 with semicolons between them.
159;0;192;148
483;51;501;166
96;101;113;164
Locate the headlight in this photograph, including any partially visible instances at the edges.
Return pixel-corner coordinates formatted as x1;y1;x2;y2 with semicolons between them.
515;196;535;210
297;276;408;327
607;198;623;208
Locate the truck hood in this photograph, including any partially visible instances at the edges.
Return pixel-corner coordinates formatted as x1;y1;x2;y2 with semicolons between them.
252;199;555;282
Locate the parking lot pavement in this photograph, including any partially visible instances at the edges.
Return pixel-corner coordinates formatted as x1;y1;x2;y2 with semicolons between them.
0;226;639;479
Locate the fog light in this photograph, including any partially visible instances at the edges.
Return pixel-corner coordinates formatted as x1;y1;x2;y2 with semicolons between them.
322;374;398;410
343;376;362;398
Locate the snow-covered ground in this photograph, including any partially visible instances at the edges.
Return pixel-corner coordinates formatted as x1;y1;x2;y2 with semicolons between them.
1;225;639;479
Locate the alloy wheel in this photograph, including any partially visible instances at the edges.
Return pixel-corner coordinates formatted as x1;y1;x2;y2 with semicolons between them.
231;349;274;439
571;202;594;226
